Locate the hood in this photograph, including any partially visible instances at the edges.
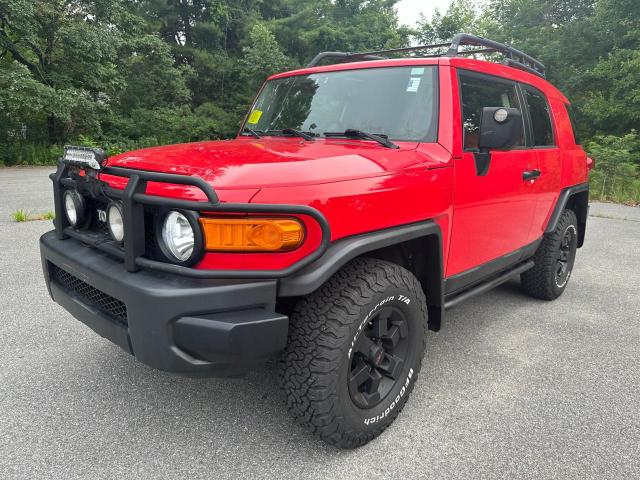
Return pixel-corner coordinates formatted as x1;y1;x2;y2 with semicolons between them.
106;137;431;190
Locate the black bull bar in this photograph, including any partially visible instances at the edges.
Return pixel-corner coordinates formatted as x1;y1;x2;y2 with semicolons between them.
51;161;331;279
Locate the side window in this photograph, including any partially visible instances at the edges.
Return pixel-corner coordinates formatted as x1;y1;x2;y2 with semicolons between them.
523;87;555;146
566;104;581;145
460;73;524;150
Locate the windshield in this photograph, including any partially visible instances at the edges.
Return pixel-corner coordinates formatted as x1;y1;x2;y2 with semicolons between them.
243;66;438;142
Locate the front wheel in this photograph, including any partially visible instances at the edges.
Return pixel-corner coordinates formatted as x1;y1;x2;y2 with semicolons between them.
521;209;579;300
279;258;428;449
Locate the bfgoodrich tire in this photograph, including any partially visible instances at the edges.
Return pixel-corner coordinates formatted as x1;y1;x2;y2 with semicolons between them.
279;258;428;449
521;209;579;300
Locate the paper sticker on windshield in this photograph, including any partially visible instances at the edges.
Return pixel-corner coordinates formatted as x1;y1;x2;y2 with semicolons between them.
248;110;263;124
411;67;425;76
406;77;421;93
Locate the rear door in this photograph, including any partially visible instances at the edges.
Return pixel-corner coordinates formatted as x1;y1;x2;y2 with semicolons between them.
446;71;539;278
520;84;562;242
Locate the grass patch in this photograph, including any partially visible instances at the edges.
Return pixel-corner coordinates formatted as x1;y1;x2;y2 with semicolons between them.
10;210;55;222
11;209;30;222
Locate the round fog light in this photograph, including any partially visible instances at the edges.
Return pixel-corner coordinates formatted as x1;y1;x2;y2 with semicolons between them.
161;211;195;262
107;202;124;243
63;190;85;226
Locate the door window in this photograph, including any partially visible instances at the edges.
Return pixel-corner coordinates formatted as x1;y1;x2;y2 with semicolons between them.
460;73;524;150
523;87;555;146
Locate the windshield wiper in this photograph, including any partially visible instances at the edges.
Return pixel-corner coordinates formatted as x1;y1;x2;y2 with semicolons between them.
241;127;262;139
323;129;399;149
265;128;316;141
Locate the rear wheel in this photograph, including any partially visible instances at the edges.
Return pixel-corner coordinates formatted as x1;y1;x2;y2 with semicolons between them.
521;209;578;300
279;258;427;449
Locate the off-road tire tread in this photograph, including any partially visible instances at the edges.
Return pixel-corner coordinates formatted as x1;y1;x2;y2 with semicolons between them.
279;257;427;449
521;209;578;300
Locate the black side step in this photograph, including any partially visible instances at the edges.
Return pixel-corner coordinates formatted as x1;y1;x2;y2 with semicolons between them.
444;260;534;309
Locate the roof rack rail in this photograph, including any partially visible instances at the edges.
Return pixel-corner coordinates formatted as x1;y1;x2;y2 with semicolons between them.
307;33;546;78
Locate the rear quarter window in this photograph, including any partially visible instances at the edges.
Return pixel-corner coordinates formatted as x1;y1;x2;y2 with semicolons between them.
566;104;582;145
522;86;555;147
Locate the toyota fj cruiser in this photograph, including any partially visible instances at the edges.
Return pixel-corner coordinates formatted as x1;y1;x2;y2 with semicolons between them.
40;34;592;448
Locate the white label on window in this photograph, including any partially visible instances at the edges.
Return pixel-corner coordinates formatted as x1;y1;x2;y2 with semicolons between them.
411;67;425;75
406;77;421;93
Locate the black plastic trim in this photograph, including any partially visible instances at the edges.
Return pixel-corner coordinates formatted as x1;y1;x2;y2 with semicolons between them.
278;220;445;332
445;238;541;295
523;169;542;181
279;221;441;296
49;280;133;353
173;309;289;364
40;231;287;376
546;183;589;232
445;260;534;309
545;182;589;247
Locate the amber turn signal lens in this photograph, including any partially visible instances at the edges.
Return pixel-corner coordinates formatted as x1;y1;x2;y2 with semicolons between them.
199;217;305;252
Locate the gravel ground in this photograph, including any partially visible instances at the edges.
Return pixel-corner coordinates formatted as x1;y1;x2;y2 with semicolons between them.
1;166;639;480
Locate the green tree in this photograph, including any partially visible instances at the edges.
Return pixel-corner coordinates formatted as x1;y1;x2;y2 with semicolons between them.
0;0;125;142
240;22;292;91
266;0;410;65
415;0;481;45
1;0;639;204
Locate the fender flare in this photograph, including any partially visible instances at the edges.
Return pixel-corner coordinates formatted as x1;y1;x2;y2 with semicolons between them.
278;220;445;331
545;182;589;247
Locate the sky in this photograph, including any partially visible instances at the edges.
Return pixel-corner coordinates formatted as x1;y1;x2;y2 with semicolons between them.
395;0;453;26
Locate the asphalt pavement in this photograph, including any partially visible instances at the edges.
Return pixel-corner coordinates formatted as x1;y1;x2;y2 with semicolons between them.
1;166;639;479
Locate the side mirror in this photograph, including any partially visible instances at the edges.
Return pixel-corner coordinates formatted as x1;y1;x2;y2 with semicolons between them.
474;107;523;176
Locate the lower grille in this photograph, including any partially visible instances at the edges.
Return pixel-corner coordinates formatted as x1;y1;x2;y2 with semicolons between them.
50;264;128;326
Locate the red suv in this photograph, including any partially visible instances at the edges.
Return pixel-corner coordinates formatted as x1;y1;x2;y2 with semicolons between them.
40;34;591;448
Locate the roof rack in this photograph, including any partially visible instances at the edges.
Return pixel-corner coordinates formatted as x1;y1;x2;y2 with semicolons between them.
307;33;546;78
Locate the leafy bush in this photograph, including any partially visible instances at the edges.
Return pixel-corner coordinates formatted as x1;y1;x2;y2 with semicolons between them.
0;143;63;166
587;132;640;205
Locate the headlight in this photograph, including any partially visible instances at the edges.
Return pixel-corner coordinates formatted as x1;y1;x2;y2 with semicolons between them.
161;211;196;262
107;202;124;243
63;190;85;226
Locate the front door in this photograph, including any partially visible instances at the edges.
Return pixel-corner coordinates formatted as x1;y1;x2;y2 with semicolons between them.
446;71;539;278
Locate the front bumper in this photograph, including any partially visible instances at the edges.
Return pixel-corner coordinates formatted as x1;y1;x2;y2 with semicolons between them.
40;230;288;376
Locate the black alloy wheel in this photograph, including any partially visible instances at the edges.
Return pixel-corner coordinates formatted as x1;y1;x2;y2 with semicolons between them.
521;209;579;300
555;225;577;288
348;306;409;409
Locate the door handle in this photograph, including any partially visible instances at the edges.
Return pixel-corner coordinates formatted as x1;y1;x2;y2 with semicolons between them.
523;169;541;181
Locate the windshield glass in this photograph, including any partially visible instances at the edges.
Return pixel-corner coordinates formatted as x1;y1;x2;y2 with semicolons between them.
243;66;438;142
